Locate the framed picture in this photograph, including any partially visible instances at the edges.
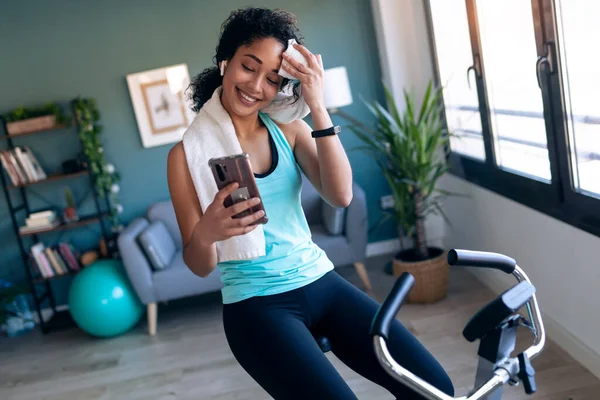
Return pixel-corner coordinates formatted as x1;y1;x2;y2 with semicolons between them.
126;64;196;148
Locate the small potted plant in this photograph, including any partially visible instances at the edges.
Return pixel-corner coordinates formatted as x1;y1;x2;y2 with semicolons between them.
63;187;78;222
4;102;69;136
351;80;457;303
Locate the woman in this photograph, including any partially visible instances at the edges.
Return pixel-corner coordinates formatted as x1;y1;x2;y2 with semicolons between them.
167;7;454;400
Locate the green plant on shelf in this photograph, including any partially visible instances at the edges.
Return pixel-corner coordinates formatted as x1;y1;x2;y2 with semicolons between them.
5;102;70;125
64;186;75;208
63;186;78;221
71;97;123;232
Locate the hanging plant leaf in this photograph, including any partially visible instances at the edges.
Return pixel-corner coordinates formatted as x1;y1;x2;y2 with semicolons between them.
71;97;122;230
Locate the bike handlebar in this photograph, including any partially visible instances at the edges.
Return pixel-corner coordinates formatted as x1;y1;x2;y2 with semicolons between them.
369;272;415;340
447;249;516;274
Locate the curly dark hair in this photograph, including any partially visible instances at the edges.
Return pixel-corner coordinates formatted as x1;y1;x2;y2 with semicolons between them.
188;7;305;113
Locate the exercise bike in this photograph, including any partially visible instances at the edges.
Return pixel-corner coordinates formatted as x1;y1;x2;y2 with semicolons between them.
370;249;546;400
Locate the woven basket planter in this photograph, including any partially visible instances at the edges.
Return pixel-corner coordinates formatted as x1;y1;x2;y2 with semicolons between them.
6;115;57;135
393;247;449;304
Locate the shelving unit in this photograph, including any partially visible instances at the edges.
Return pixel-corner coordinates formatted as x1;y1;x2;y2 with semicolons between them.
0;101;114;334
7;170;89;189
0;123;70;141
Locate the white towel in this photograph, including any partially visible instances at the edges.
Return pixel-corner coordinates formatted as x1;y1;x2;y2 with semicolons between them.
261;39;311;123
261;82;310;123
182;86;266;262
276;39;308;80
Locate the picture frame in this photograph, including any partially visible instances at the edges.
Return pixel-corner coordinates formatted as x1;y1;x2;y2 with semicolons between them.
126;64;196;148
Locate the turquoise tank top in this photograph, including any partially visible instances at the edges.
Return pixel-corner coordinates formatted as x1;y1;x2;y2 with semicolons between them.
218;112;334;304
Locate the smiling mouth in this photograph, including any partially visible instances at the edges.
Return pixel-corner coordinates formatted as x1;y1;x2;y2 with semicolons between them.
236;87;261;106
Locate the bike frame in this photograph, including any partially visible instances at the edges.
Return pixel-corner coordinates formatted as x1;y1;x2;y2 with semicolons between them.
373;264;546;400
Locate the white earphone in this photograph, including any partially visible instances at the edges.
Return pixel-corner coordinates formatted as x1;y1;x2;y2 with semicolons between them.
220;60;227;76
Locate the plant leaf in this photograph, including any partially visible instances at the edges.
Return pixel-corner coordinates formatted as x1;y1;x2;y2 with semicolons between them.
341;78;464;248
432;201;453;229
383;82;402;128
417;80;433;124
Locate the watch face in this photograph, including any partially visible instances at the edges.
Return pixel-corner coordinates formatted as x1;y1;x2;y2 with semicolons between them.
334;125;341;134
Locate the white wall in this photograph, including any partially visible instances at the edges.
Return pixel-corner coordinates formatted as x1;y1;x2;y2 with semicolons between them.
371;0;434;111
371;0;600;379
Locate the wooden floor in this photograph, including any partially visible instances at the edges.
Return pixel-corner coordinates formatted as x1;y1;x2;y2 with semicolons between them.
1;255;599;399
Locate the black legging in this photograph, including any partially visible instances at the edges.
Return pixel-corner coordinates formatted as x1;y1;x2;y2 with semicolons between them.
222;270;455;399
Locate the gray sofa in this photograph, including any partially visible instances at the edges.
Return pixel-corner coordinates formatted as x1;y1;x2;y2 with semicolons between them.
118;175;370;335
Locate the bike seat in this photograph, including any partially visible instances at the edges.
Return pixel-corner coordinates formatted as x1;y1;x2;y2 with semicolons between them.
463;281;536;342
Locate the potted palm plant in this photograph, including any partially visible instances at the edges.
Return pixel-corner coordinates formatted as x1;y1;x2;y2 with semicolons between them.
351;80;454;303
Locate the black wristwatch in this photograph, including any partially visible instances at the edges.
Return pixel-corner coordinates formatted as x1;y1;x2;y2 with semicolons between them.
311;125;341;138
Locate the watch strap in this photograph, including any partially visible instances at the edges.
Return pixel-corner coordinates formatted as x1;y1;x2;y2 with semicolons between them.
311;125;341;138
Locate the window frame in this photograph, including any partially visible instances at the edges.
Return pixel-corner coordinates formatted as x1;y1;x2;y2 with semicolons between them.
424;0;600;239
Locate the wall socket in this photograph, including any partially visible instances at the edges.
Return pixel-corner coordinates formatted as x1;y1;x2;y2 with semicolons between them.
380;195;395;209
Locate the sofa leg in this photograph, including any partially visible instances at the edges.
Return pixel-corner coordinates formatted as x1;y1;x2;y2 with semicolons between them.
353;262;374;295
147;302;157;336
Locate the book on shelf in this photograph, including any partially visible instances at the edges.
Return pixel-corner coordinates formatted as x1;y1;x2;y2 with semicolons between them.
25;210;57;225
0;151;20;185
19;220;60;234
31;243;54;278
44;247;66;275
58;242;81;272
0;150;25;185
30;242;81;279
23;147;47;180
25;217;56;227
29;210;56;219
0;146;47;186
19;210;60;234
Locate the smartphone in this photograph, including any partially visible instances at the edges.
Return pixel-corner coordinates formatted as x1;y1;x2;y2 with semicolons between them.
208;153;268;225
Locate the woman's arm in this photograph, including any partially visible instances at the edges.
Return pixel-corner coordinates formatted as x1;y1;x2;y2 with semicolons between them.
167;142;218;277
281;44;353;208
292;114;353;208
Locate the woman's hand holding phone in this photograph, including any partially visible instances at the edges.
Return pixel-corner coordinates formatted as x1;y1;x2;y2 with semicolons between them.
195;182;265;246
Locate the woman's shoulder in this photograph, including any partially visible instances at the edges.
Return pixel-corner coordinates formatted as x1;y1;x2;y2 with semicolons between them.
167;142;189;181
168;141;184;162
272;119;311;151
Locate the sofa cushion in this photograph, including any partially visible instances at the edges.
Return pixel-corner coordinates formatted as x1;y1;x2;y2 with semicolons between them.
137;220;176;271
147;201;183;249
153;251;223;302
321;202;346;236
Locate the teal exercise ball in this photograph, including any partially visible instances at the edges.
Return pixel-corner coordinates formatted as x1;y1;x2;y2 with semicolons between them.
68;259;143;338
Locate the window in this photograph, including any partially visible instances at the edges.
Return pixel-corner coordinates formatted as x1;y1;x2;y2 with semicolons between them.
476;0;551;182
429;0;485;161
555;0;600;197
426;0;600;237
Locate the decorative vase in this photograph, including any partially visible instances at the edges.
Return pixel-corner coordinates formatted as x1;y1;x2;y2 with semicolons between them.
64;206;78;222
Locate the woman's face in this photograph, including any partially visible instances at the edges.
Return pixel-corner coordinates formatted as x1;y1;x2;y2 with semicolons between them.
221;37;285;118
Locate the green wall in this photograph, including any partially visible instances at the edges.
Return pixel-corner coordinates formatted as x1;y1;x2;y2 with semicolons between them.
0;0;395;303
